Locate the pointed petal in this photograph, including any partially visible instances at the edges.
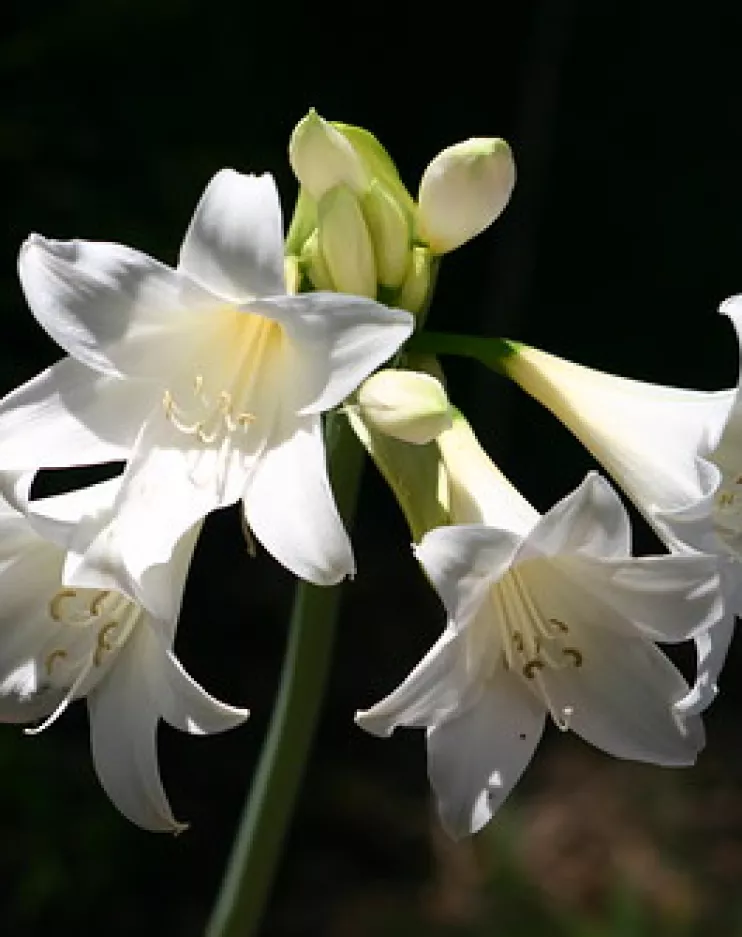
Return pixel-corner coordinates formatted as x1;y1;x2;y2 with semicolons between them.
504;344;734;553
154;646;248;735
19;235;216;378
554;551;725;643
0;357;152;470
244;412;354;585
62;432;217;620
538;625;704;766
355;630;470;736
179;170;285;300
87;625;186;832
674;609;736;716
414;524;522;626
525;472;632;560
426;674;544;839
248;292;413;414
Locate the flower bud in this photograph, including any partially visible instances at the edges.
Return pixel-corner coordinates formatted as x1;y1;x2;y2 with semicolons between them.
283;255;301;295
361;181;411;289
289;109;368;200
396;245;432;315
417;138;515;254
299;229;334;292
357;370;451;445
318;185;377;298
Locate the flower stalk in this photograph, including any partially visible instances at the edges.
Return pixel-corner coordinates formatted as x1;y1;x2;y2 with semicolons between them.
205;413;364;937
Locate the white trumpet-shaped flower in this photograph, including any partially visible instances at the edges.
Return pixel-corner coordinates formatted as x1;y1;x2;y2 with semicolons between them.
0;170;413;594
356;417;722;839
0;480;247;832
499;313;742;715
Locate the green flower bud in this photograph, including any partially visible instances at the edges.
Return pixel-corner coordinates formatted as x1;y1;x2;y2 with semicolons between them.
397;245;432;315
299;229;334;292
289;109;368;200
417;137;515;254
283;254;301;295
357;370;451;445
361;180;411;289
318;185;377;298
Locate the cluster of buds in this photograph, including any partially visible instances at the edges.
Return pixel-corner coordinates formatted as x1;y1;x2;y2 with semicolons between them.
287;110;516;316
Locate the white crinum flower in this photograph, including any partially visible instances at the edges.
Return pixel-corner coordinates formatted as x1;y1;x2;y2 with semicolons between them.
356;416;723;839
0;170;413;596
498;305;742;714
0;480;247;832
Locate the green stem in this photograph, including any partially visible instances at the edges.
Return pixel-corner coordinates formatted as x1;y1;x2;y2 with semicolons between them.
205;414;364;937
406;330;518;372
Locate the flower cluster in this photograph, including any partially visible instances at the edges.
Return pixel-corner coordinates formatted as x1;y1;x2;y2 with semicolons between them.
0;111;737;847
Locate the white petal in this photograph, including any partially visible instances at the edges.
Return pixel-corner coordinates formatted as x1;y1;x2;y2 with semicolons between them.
426;674;544;839
151;645;248;734
524;472;632;560
553;551;725;643
87;625;185;832
0;357;152;469
356;630;475;737
19;235;217;378
504;345;734;553
248;292;413;414
674;610;736;716
179;170;285;300
538;625;704;766
243;412;354;585
415;524;522;627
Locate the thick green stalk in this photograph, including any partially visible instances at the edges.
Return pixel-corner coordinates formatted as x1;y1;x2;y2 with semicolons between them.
205;414;364;937
407;330;518;372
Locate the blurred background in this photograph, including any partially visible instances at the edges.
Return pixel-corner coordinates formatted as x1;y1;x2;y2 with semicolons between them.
3;1;742;934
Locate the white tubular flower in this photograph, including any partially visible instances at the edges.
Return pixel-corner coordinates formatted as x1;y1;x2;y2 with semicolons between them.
0;170;413;592
357;422;723;839
417;138;515;254
0;483;247;832
499;324;740;714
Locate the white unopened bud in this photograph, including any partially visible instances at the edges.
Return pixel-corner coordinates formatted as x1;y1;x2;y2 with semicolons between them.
289;109;369;200
361;181;411;289
318;185;377;298
357;370;451;445
417;138;515;253
397;245;432;315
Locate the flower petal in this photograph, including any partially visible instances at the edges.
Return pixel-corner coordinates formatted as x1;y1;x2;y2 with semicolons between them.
0;357;152;470
414;524;522;627
538;624;704;766
179;170;285;300
19;235;216;378
243;412;354;585
248;292;413;414
553;551;725;643
355;630;471;737
87;624;185;832
152;645;248;735
674;609;736;716
426;674;544;839
525;472;632;560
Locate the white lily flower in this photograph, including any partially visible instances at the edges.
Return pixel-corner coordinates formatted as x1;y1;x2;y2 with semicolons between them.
498;321;741;714
0;170;413;593
356;417;722;839
0;482;248;832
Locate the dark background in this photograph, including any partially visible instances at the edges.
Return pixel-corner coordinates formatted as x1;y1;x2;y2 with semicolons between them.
3;2;742;934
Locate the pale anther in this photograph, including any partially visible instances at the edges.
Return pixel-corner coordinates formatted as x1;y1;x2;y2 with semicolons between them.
49;589;77;622
45;649;68;675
